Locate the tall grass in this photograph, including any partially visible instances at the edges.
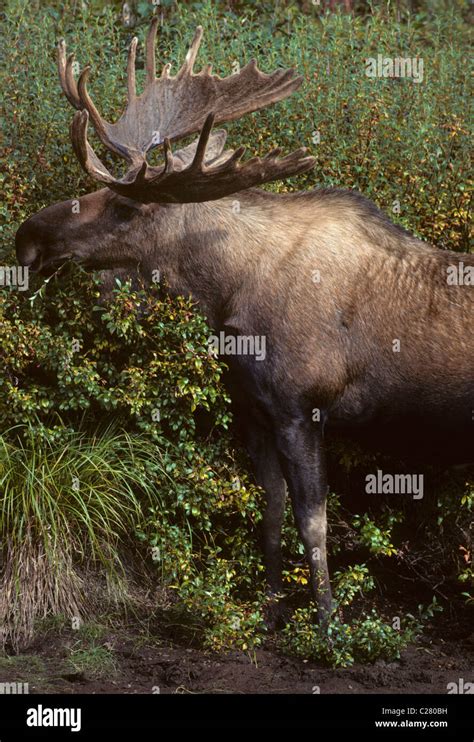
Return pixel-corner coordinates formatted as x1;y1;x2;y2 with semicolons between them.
0;424;170;649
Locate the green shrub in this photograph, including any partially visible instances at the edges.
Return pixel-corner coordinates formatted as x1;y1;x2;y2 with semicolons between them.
352;512;403;557
0;269;267;650
281;565;419;667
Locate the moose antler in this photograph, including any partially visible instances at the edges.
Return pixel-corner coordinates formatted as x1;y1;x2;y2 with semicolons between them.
58;18;315;203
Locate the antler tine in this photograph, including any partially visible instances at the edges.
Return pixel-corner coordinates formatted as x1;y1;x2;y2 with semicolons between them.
127;36;138;101
59;38;141;166
225;145;247;166
58;40;81;109
191;112;215;169
70;110;89;173
177;26;203;79
65;54;81;108
133;161;149;187
161;62;172;78
146;16;159;84
70;110;114;183
77;67;135;163
162;138;175;174
77;68;108;142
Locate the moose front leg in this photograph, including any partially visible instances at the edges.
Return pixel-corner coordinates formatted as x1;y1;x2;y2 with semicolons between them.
244;418;287;596
275;420;332;623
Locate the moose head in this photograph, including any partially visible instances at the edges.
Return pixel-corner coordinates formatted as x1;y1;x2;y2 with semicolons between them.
16;19;314;290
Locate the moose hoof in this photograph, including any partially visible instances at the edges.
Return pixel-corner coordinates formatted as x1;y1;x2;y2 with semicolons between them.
315;597;333;630
263;591;290;631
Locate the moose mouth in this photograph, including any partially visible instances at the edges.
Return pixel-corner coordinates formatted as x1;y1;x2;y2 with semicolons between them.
28;254;74;275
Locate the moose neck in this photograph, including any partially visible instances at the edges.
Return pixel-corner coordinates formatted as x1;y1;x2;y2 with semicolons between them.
149;189;277;329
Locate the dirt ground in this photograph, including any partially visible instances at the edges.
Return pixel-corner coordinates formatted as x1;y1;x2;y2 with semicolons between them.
2;612;472;695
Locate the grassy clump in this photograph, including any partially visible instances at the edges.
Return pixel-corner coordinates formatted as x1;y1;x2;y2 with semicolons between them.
0;424;164;649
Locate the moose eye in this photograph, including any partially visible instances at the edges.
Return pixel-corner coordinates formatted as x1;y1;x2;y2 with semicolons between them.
116;202;138;217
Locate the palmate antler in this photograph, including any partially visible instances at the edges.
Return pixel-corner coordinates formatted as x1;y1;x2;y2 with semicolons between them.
58;18;315;203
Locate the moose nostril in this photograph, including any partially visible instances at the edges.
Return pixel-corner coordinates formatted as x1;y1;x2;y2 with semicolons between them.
15;230;41;268
17;246;41;269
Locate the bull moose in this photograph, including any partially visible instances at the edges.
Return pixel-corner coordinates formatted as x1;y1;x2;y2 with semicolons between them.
15;19;473;622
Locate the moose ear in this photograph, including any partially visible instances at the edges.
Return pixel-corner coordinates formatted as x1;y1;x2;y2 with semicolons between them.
172;129;229;170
